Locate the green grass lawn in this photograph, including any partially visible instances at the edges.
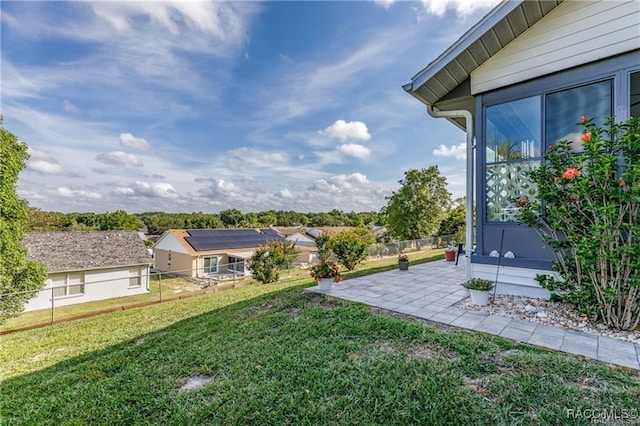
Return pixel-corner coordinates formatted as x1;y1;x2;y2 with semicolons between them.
1;250;444;333
2;254;639;425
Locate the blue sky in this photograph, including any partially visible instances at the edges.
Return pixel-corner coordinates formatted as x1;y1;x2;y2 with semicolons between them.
2;0;500;214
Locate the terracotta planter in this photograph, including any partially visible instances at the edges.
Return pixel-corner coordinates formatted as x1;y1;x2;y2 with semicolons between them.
469;289;490;306
317;278;332;291
398;261;409;271
444;250;456;261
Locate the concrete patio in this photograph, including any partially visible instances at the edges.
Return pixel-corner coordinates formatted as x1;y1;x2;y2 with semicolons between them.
308;258;640;371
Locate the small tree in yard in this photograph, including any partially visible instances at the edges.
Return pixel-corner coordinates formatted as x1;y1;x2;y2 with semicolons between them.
314;234;332;263
517;116;639;331
247;240;297;284
0;119;47;324
330;229;369;271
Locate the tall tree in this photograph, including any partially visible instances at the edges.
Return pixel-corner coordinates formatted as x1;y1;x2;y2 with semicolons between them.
384;167;451;240
0;119;47;323
99;210;142;231
220;209;243;228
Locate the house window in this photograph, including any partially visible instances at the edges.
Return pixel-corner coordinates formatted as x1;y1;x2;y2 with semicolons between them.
129;267;141;287
546;80;612;152
203;256;218;275
631;71;640;118
52;273;85;298
485;96;541;222
228;256;245;274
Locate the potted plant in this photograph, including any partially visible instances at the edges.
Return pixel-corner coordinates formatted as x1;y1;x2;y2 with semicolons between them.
444;241;457;261
309;261;343;291
462;278;494;306
398;253;409;270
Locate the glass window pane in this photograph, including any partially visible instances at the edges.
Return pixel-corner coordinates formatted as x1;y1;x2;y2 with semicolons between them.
204;257;217;274
486;96;541;163
129;267;141;287
631;72;640;118
68;284;84;295
486;161;539;222
51;275;66;298
545;80;612;152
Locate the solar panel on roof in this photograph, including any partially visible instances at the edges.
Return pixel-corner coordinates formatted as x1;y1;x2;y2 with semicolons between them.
184;228;285;251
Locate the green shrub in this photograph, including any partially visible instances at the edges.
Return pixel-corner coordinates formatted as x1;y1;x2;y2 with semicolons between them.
517;116;640;331
330;229;369;271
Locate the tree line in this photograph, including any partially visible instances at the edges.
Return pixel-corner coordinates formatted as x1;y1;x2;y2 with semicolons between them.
25;166;466;241
25;208;385;235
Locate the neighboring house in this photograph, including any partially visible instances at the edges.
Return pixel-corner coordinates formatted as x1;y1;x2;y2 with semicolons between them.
153;228;285;278
305;226;354;239
23;231;152;311
404;0;639;297
271;226;318;265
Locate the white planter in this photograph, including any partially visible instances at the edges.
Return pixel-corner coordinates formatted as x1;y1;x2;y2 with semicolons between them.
317;278;332;291
469;289;490;306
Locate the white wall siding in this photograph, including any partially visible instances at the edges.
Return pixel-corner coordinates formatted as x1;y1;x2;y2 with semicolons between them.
471;263;555;299
153;232;189;254
23;265;149;312
472;1;640;94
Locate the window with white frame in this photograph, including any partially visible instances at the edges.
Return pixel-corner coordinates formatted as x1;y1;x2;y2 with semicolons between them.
128;267;141;287
51;272;85;298
203;256;218;275
228;256;245;273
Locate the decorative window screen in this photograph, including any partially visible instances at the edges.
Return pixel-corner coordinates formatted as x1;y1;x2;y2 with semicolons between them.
485;96;541;222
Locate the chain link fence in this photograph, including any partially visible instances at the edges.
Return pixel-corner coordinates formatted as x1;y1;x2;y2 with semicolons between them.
1;235;454;334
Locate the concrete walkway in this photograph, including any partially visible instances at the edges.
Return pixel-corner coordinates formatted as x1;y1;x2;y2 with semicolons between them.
308;259;640;371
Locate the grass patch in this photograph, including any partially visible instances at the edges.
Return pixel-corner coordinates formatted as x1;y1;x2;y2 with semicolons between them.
2;260;639;424
2;250;445;333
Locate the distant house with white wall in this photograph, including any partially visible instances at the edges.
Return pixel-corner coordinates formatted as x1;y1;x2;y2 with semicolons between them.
23;231;152;311
404;0;639;297
153;228;286;277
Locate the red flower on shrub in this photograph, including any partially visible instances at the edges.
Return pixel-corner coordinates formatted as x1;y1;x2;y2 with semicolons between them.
562;168;580;180
548;145;555;152
581;115;587;123
619;179;626;188
581;132;591;143
515;197;529;207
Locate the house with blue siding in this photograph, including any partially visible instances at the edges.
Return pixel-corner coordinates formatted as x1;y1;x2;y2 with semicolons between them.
404;0;639;297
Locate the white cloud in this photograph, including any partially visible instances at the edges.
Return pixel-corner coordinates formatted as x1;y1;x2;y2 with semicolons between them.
120;133;150;150
62;100;79;113
91;1;250;41
132;181;178;198
96;151;144;167
116;181;178;199
57;187;102;199
200;178;241;198
322;120;371;141
377;0;501;17
374;0;396;9
433;143;466;160
338;143;371;159
262;152;287;163
419;0;501;17
278;188;294;199
27;148;65;174
225;147;289;171
115;187;135;195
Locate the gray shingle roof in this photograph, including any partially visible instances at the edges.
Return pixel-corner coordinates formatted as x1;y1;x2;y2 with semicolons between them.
24;231;152;273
